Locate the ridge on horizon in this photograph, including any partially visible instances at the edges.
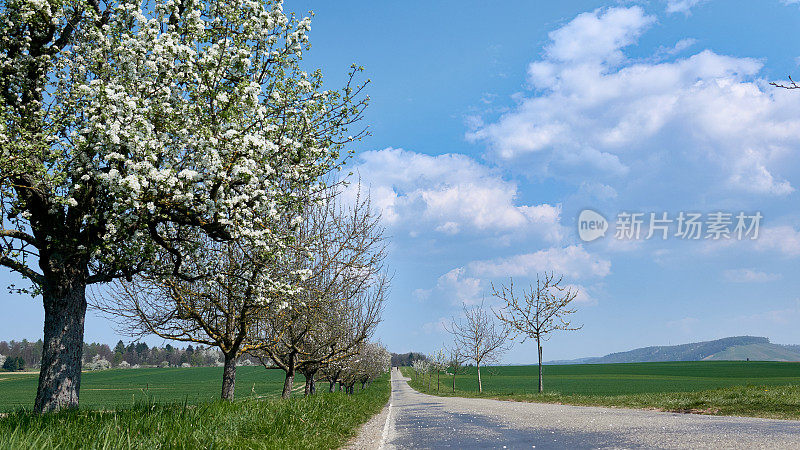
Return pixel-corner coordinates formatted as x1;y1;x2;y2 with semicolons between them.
544;336;800;365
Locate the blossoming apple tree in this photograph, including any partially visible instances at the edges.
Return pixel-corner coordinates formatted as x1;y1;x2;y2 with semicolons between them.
0;0;367;412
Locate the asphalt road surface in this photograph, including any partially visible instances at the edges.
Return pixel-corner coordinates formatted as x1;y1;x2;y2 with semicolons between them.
378;368;800;449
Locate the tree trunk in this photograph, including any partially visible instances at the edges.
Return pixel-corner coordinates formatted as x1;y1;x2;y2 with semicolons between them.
282;370;295;399
452;370;456;392
303;371;317;396
361;381;366;390
538;343;543;393
281;352;296;399
437;371;440;391
221;354;237;401
35;281;88;413
329;380;335;393
477;363;482;393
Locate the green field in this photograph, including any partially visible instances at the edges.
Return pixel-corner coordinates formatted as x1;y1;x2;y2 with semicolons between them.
404;361;800;419
0;369;389;449
429;361;800;395
0;367;303;412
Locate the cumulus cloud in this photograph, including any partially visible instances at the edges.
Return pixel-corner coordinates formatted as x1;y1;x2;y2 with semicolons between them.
723;268;782;283
351;148;563;239
421;245;610;306
545;6;655;65
468;6;799;197
430;267;484;305
468;245;612;279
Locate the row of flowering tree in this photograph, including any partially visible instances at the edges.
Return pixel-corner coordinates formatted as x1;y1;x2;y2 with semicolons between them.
0;0;379;412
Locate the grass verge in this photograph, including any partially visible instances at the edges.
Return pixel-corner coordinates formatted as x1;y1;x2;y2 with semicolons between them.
401;367;800;420
0;374;389;450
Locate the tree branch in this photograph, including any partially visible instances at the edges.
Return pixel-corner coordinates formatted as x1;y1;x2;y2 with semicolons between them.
0;255;45;285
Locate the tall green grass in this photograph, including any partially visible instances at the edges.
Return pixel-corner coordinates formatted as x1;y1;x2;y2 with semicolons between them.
0;374;389;449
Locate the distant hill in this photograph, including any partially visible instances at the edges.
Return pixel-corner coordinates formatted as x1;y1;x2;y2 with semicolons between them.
548;336;800;364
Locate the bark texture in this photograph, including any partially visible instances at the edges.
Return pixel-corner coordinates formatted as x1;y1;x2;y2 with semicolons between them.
221;354;237;400
281;352;296;399
35;281;87;413
282;370;295;399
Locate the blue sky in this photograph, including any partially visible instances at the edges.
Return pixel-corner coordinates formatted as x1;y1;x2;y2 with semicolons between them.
3;0;800;364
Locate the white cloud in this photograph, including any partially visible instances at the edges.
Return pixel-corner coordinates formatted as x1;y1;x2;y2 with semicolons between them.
545;6;655;65
565;283;598;305
423;245;610;306
352;148;563;239
468;6;799;197
665;0;707;14
723;268;782;283
755;226;800;256
468;245;611;280
432;267;484;305
421;317;449;335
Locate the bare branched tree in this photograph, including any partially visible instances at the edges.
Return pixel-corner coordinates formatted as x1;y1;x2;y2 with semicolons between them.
492;273;582;393
770;76;800;89
94;236;283;401
250;184;387;398
446;345;467;393
445;301;510;393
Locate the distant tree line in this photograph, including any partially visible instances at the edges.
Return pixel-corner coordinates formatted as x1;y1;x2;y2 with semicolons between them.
2;355;25;371
390;352;428;367
0;340;262;371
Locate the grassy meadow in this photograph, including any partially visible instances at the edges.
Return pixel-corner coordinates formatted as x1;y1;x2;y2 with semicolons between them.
0;366;301;413
0;368;389;449
403;361;800;420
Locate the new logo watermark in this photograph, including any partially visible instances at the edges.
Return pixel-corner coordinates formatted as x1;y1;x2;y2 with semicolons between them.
578;209;608;242
578;210;762;242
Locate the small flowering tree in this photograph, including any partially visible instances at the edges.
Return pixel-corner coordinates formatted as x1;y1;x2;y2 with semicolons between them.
446;345;467;393
0;0;366;412
430;348;448;392
446;302;511;393
492;274;582;393
336;342;389;394
411;359;424;382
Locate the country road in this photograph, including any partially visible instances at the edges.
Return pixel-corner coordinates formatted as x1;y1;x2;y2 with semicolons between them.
374;368;800;449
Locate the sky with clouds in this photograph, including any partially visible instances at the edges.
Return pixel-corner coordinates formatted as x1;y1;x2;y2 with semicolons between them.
3;0;800;364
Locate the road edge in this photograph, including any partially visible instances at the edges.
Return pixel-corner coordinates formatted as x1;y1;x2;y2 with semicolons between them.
342;369;396;449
